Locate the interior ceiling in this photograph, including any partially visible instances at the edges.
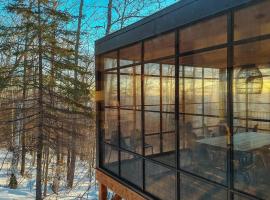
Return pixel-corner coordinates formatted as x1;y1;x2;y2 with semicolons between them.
101;1;270;70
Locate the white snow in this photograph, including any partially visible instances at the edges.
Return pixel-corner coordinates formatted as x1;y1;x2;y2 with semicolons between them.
0;187;34;200
0;149;98;199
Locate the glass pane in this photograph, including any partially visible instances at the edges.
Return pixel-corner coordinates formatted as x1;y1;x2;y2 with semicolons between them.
180;174;227;200
180;15;227;52
104;108;118;145
104;70;118;107
144;63;160;111
180;67;203;115
162;113;175;133
204;68;227;116
102;143;119;175
145;111;160;134
145;134;160;157
234;1;270;41
162;63;175;112
145;160;176;200
144;62;160;156
234;195;250;200
120;110;142;154
234;40;270;67
180;48;227;68
120;151;142;188
144;32;175;61
233;41;270;199
179;49;228;184
160;132;176;167
102;51;117;69
120;66;141;109
120;43;141;66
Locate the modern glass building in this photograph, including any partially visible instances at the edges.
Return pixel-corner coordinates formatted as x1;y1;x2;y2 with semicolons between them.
95;0;270;199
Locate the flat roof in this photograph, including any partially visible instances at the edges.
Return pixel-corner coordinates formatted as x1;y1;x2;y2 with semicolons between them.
95;0;256;55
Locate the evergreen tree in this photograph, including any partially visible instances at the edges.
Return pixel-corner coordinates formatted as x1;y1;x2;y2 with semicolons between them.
1;0;92;199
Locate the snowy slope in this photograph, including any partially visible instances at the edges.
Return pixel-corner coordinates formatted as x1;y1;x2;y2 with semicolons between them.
0;149;98;200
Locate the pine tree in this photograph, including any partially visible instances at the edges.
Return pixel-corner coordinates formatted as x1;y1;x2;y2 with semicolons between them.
1;0;94;198
2;0;88;199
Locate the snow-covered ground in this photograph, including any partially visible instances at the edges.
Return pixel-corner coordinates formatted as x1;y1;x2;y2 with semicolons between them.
0;149;98;199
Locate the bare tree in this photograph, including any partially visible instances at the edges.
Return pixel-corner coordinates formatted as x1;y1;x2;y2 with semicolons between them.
106;0;113;35
104;0;165;34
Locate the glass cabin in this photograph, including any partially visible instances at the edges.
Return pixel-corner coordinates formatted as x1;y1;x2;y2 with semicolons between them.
95;0;270;199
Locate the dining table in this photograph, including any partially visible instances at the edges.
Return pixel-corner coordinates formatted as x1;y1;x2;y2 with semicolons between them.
196;132;270;184
197;132;270;152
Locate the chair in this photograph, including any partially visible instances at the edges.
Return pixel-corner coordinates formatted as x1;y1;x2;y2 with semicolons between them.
235;151;256;185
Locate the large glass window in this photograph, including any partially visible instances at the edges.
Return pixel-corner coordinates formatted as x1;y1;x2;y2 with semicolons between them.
233;40;270;199
120;66;142;153
144;59;176;167
104;69;119;145
98;2;270;200
179;48;228;185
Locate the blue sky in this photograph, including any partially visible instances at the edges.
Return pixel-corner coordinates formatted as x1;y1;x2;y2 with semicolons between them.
0;0;177;53
81;0;177;52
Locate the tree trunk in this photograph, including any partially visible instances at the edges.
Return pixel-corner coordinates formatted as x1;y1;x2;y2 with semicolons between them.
43;146;50;197
50;24;60;193
66;148;70;180
21;23;30;176
10;103;22;186
36;1;44;199
67;0;84;189
67;133;76;188
52;134;61;194
106;0;113;35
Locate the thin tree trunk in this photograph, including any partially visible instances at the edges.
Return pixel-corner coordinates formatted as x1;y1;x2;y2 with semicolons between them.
106;0;113;35
11;103;22;176
21;22;30;176
66;148;70;180
36;1;44;199
50;7;60;192
67;133;76;188
52;133;60;194
67;0;84;189
43;145;50;197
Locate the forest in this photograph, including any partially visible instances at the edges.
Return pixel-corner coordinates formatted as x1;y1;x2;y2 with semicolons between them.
0;0;174;199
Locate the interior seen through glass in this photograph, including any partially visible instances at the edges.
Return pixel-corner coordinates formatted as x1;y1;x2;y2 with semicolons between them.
99;1;270;199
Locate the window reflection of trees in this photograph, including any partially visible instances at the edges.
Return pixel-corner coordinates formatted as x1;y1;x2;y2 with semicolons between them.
99;2;270;199
179;62;228;185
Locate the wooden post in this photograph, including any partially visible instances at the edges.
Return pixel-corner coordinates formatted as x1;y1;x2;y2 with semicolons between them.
112;194;122;200
99;183;107;200
96;169;145;200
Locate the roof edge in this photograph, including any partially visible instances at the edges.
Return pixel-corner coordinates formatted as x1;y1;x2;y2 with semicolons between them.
95;0;259;55
95;0;195;45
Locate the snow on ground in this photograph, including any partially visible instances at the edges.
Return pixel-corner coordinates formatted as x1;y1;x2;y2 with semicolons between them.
0;186;34;200
0;149;98;199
